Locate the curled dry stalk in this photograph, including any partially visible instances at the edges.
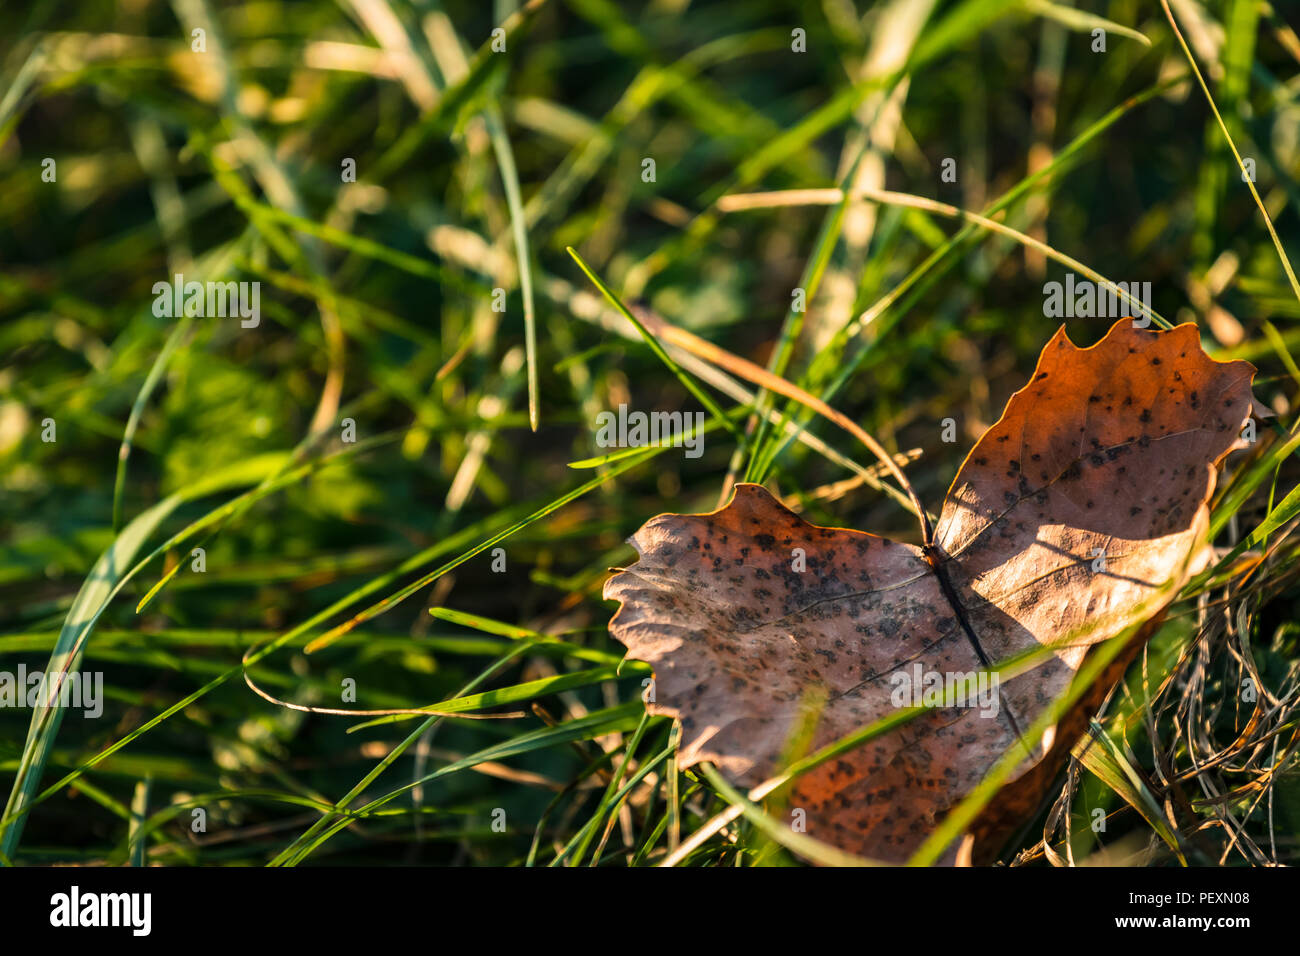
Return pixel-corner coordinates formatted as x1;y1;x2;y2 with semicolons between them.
627;305;933;544
237;658;526;721
1023;551;1300;866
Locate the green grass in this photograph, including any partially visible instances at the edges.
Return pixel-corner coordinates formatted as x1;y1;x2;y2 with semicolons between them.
2;0;1300;866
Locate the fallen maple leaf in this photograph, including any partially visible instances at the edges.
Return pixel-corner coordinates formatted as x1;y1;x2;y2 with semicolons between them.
605;319;1264;864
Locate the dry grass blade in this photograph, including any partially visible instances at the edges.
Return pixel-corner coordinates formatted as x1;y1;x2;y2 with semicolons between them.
716;186;1169;330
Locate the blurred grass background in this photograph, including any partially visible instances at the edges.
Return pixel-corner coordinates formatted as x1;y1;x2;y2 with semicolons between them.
2;0;1300;866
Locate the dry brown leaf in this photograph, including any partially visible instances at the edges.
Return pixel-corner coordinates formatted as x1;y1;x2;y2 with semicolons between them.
604;320;1265;863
